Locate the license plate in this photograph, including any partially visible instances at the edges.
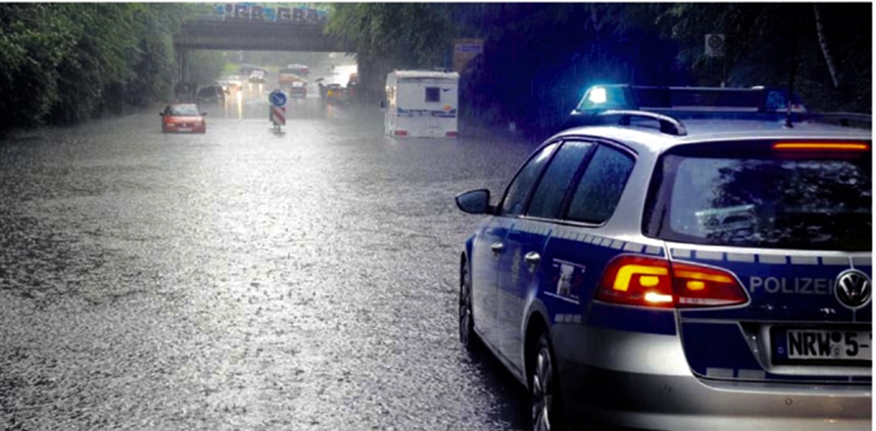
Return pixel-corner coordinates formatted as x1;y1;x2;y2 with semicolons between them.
177;128;192;132
776;329;872;361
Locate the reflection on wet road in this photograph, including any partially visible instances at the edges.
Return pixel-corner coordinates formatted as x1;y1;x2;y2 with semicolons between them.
215;85;345;122
0;89;539;430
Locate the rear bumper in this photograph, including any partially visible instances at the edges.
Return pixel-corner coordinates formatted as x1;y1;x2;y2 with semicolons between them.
163;125;206;133
552;325;872;430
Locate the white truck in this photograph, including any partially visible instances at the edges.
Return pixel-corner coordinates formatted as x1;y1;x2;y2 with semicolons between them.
383;70;459;138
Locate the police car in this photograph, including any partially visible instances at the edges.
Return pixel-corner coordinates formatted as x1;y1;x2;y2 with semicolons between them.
455;85;871;431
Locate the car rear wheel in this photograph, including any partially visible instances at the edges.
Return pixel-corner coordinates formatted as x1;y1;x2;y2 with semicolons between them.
531;332;565;431
459;259;478;350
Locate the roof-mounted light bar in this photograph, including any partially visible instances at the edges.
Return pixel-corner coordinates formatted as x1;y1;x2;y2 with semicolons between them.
588;87;608;104
574;85;807;114
576;85;634;111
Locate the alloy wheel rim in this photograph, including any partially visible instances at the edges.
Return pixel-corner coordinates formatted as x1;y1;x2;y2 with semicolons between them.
532;347;552;431
459;265;472;345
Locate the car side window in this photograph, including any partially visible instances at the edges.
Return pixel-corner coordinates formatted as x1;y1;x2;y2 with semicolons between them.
566;145;635;224
527;141;594;219
499;143;558;217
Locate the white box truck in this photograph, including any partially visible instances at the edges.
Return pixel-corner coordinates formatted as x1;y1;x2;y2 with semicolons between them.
384;70;459;138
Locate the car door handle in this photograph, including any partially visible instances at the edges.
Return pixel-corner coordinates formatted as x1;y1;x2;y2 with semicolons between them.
524;252;541;265
491;243;505;253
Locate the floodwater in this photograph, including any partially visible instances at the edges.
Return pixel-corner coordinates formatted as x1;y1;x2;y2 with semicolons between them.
0;89;541;430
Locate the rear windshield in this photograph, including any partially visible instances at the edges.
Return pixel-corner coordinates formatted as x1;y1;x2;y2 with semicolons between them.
643;142;872;251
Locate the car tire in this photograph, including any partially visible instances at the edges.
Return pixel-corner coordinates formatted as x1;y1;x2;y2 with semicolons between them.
459;258;480;351
530;332;566;431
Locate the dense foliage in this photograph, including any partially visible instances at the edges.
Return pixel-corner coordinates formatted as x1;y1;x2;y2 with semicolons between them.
0;3;224;134
326;3;871;136
660;3;871;113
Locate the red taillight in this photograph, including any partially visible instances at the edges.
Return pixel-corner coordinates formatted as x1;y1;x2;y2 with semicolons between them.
446;131;458;138
595;256;674;308
394;130;408;137
595;255;747;309
671;261;747;308
773;142;869;152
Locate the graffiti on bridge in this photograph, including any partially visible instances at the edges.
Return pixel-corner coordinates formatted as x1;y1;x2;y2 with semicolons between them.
214;3;328;24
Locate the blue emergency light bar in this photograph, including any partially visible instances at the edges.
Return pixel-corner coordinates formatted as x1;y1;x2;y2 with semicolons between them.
575;85;806;114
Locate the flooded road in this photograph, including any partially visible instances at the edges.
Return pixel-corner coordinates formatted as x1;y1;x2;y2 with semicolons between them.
0;90;541;430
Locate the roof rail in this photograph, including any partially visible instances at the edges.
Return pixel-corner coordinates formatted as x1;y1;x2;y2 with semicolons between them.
597;110;688;136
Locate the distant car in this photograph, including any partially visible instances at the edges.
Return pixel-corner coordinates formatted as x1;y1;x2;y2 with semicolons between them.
226;76;244;92
455;84;872;431
249;71;266;84
286;63;309;76
197;86;225;104
347;78;359;100
239;64;267;76
215;80;231;94
290;82;307;99
160;104;206;133
324;83;345;102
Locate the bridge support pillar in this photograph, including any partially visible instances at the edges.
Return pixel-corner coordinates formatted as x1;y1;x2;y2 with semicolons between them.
177;48;188;83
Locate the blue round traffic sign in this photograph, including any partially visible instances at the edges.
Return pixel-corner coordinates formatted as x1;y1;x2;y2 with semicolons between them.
269;90;287;107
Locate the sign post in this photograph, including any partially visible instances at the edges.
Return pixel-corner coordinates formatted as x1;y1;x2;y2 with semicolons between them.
269;89;287;131
452;39;484;73
704;34;725;57
705;34;726;87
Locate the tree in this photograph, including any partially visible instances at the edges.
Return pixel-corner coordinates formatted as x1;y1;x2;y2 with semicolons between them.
655;3;871;112
0;3;194;134
0;4;73;128
326;3;453;98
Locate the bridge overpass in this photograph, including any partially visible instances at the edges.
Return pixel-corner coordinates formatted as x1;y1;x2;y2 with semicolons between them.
174;19;345;52
173;16;351;82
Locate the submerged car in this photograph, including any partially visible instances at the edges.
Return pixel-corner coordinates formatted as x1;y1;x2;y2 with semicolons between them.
160;103;206;133
455;85;872;431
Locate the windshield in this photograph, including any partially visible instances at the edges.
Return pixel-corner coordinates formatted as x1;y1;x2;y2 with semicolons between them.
644;143;872;250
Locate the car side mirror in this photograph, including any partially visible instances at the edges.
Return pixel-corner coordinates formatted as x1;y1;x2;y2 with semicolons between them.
455;189;492;214
159;112;164;116
201;112;208;116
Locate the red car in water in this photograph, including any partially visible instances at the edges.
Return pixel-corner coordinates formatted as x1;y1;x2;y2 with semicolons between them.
160;104;206;133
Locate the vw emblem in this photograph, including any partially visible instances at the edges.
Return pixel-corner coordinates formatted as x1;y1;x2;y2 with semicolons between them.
835;270;872;309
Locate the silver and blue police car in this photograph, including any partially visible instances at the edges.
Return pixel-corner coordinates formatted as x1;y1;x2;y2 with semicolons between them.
455;85;871;431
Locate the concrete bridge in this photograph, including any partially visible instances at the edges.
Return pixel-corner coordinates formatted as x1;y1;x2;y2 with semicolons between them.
173;15;350;82
173;19;344;52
